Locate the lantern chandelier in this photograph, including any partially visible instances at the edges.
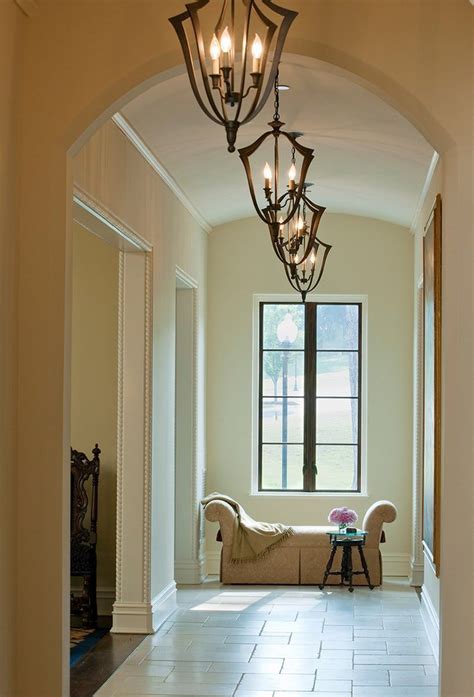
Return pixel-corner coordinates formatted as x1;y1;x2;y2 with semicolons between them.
238;74;332;301
238;73;316;263
280;186;332;302
169;0;298;152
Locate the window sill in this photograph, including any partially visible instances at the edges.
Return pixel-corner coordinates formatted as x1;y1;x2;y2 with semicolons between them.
250;491;369;498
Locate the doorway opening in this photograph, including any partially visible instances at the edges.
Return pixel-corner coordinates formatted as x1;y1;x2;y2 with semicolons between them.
174;268;206;585
69;193;153;691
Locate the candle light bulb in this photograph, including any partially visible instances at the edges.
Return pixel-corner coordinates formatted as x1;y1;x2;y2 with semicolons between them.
210;34;221;60
220;26;232;53
310;251;316;265
288;163;297;181
263;162;272;189
251;33;263;59
251;33;263;74
297;217;304;231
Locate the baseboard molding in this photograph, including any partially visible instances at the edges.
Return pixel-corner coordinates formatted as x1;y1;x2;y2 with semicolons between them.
382;552;410;577
409;559;424;587
175;558;206;585
71;585;115;617
112;581;177;634
151;581;178;632
420;585;440;662
206;550;409;578
206;551;221;576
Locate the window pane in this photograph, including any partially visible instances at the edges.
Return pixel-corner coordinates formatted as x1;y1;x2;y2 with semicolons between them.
262;398;304;443
316;304;359;350
316;445;359;491
263;304;305;350
262;351;304;397
316;398;358;443
261;444;304;490
317;351;358;397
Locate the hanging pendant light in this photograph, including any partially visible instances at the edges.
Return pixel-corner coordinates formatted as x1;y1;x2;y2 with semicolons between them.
169;0;297;152
280;187;332;302
238;73;314;232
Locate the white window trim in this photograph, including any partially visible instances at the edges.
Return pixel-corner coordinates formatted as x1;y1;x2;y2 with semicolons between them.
251;293;369;497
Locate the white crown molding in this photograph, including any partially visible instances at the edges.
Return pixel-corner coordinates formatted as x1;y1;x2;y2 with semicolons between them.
410;151;440;234
14;0;39;17
112;113;212;234
73;185;152;252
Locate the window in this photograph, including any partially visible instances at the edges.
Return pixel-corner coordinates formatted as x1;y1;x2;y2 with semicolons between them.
257;300;363;493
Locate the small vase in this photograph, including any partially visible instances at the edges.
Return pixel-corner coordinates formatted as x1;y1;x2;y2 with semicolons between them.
338;523;347;533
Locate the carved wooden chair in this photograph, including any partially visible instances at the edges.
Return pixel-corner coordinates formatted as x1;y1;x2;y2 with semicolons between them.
70;444;100;627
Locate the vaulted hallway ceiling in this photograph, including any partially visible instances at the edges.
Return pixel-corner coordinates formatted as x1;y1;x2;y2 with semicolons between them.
121;54;436;229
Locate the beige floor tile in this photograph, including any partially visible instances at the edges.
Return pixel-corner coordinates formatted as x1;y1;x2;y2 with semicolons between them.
253;644;320;659
314;679;352;691
209;659;283;673
95;582;437;697
224;634;291;645
239;672;315;691
164;671;242;685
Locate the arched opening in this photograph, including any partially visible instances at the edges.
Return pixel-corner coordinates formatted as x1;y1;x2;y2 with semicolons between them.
11;5;473;697
66;50;443;695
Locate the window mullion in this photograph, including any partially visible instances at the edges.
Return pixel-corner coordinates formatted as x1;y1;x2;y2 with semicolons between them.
303;303;317;491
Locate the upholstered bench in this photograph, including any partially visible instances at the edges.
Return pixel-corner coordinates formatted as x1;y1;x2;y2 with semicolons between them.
204;500;397;586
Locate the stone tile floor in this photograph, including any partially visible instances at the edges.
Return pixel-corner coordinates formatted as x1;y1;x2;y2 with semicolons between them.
95;578;437;697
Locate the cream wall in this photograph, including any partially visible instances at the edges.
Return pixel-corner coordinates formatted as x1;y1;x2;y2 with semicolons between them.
0;4;22;695
70;222;119;601
9;1;473;695
207;214;414;573
73;119;208;605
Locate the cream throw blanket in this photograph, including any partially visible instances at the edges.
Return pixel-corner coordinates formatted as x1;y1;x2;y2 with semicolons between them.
202;492;294;564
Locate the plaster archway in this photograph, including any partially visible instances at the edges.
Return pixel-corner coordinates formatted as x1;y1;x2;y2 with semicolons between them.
14;4;472;696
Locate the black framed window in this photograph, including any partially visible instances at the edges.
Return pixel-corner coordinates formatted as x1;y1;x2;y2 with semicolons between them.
258;301;362;492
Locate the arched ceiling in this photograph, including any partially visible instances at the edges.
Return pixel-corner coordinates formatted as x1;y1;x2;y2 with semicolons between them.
121;54;435;229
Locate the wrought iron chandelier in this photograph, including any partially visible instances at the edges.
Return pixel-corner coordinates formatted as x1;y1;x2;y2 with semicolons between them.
169;0;297;152
238;73;314;230
280;188;332;302
238;74;332;300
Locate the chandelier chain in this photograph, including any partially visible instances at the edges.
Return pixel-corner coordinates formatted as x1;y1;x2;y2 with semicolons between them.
273;69;280;121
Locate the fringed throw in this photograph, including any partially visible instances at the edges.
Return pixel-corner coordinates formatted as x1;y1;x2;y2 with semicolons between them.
202;492;294;564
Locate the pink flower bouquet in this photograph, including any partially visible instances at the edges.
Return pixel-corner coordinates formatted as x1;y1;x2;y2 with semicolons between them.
328;507;358;531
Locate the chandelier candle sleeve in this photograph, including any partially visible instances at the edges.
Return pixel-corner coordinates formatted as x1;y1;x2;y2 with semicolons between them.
220;26;231;67
252;34;263;73
210;34;221;74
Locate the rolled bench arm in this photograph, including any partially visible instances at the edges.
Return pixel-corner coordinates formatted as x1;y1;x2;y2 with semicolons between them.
204;500;237;546
362;500;397;548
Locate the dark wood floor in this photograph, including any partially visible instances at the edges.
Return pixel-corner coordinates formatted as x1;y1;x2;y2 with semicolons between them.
70;628;144;697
